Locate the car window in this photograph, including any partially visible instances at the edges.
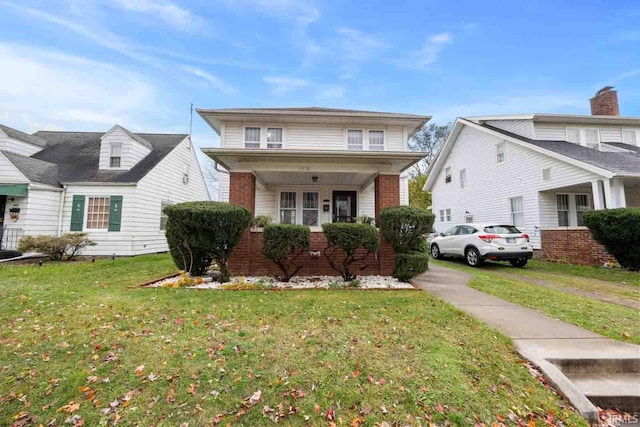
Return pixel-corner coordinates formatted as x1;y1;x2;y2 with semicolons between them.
459;225;477;235
444;226;459;236
484;225;521;234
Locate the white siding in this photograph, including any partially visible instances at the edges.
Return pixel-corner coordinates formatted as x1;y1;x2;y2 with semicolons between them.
430;126;601;249
221;123;406;151
0;136;43;156
399;174;409;205
360;185;375;217
535;123;637;143
99;127;152;170
255;188;276;219
487;120;535;139
0;153;29;183
24;188;61;236
534;123;566;140
218;172;230;202
134;137;210;255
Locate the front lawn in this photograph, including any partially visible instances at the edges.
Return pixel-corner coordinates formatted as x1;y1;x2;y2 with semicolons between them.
0;255;586;426
433;259;640;345
527;259;640;287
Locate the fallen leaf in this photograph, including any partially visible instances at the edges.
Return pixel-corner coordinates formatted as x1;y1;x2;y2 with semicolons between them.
326;407;335;421
134;365;145;375
57;402;80;413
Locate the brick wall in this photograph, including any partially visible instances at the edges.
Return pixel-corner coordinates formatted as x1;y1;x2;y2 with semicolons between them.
229;172;255;214
374;174;400;223
540;228;616;266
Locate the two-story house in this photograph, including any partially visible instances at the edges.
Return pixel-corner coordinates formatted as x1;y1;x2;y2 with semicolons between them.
0;124;209;255
424;87;640;265
199;107;429;276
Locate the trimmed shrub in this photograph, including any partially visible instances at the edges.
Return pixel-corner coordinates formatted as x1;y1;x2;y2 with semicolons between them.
583;208;640;270
164;202;251;281
394;252;429;282
262;224;310;282
251;214;273;228
18;233;96;261
322;223;380;281
379;206;435;253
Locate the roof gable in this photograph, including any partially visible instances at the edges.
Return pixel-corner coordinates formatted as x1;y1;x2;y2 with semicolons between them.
102;124;153;150
0;124;48;148
1;150;60;186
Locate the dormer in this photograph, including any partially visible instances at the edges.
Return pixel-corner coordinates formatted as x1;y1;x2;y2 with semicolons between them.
99;125;152;170
0;124;47;156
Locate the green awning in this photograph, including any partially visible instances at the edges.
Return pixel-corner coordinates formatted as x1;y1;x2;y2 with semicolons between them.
0;184;28;197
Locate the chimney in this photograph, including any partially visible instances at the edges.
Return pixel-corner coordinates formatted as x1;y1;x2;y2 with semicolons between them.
590;86;619;116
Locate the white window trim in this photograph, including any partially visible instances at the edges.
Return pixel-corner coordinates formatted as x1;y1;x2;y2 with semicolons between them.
243;125;287;149
459;168;466;189
584;128;601;150
276;189;321;226
496;142;506;165
555;192;592;227
108;143;124;169
508;196;525;227
622;128;639;146
84;195;111;232
344;128;387;151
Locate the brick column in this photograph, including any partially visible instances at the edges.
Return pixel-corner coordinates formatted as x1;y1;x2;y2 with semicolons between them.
374;174;400;276
229;172;255;215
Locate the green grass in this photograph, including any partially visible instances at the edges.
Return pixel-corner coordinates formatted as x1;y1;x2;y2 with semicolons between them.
434;259;640;345
0;254;587;426
527;259;640;287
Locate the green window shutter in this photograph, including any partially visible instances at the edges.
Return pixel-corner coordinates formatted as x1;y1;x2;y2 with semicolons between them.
108;195;123;232
70;195;85;231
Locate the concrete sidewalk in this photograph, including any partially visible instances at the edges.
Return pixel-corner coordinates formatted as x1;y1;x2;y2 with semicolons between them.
413;264;640;422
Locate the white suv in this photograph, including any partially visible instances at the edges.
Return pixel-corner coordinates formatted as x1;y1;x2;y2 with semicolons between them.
430;223;533;267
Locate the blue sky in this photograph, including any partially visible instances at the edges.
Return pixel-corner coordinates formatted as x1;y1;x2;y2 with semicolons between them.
1;0;639;151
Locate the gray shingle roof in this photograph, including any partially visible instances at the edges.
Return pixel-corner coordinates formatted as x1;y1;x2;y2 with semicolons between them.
482;124;640;176
1;151;60;186
0;124;48;148
197;106;429;119
27;131;187;184
602;142;640;154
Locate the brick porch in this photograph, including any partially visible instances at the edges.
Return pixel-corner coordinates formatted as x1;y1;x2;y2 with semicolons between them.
540;228;616;266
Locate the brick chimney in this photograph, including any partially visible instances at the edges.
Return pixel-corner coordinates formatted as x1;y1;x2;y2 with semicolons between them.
590;86;619;116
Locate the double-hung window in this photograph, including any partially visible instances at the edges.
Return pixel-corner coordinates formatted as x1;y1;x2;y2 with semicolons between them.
245;127;261;148
556;193;591;227
496;142;505;164
566;128;581;144
575;194;589;226
509;196;524;227
160;201;172;230
445;208;451;222
459;169;466;189
622;129;637;145
280;192;296;224
302;192;319;226
556;194;570;227
87;197;111;229
584;129;600;149
445;167;451;183
110;144;122;168
267;127;283;149
347;130;363;150
368;130;384;150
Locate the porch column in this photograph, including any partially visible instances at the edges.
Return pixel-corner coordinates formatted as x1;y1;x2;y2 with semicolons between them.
229;172;256;216
591;179;605;210
374;174;400;221
603;178;627;208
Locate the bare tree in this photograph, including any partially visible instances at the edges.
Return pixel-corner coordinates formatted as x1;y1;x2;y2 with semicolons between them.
200;155;219;199
408;122;452;176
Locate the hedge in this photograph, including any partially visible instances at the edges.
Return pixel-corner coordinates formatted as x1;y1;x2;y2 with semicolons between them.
393;251;429;282
164;201;251;280
322;222;380;281
583;208;640;270
18;233;96;261
262;224;310;282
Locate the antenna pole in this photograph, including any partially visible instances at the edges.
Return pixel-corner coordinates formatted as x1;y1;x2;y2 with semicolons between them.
189;102;194;136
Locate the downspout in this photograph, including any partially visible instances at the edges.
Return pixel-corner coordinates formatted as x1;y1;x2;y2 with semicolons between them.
57;185;67;237
215;162;229;174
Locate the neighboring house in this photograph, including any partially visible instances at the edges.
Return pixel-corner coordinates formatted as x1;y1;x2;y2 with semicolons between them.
200;107;429;276
424;87;640;265
0;124;209;255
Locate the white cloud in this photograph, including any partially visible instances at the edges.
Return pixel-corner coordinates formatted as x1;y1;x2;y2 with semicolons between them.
404;32;452;70
182;66;236;95
0;42;156;131
596;68;640;86
264;76;310;95
315;85;345;100
108;0;205;31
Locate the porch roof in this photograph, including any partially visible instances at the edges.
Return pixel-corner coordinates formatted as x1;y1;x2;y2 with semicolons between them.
203;148;425;175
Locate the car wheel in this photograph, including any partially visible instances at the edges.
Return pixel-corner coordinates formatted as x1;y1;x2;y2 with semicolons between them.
465;247;484;267
509;258;528;268
430;244;443;259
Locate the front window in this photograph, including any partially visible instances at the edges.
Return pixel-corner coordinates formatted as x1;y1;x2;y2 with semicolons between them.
509;196;524;227
575;194;589;226
445;167;451;183
302;192;319;226
110;144;121;168
279;192;296;224
496;142;505;164
245;127;261;149
439;210;444;222
267;128;283;149
556;194;570;227
445;208;451;222
87;197;110;229
368;130;384;150
347;130;363;150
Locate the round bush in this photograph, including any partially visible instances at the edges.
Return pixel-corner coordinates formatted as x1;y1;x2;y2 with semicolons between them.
322;223;380;281
262;224;310;282
582;208;640;270
379;206;435;254
393;252;429;282
164;201;251;280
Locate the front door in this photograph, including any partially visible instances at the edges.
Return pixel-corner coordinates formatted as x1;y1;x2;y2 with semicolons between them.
332;191;357;223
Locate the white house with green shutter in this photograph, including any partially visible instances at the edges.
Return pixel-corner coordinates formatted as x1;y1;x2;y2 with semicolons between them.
0;124;209;255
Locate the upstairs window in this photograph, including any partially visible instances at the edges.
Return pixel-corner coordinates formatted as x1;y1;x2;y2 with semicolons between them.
267;127;283;149
368;130;384;150
459;169;466;189
110;143;122;168
566;128;581;144
245;127;261;149
445;167;451;183
542;168;551;181
496;142;505;164
347;129;363;150
622;129;637;145
584;129;599;149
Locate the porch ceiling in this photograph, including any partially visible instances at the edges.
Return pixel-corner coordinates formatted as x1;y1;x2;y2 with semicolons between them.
203;148;424;175
255;171;375;188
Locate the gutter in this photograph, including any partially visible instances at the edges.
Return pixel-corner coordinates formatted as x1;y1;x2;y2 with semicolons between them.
57;184;67;237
